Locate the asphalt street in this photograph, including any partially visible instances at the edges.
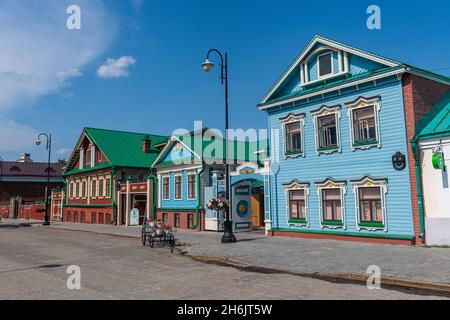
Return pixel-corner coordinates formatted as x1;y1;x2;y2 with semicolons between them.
0;225;445;300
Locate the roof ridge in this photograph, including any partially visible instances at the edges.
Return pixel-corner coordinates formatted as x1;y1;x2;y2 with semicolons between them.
84;127;167;138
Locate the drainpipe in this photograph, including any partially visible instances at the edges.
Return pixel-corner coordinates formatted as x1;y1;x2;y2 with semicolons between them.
61;178;67;221
411;138;425;242
111;166;117;224
192;162;205;230
147;171;158;221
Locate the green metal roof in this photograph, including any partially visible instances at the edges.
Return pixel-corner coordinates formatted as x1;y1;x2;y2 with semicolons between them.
64;128;168;175
416;91;450;140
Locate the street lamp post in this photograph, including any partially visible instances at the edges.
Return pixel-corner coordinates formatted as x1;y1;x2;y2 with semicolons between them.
202;49;236;243
35;133;52;226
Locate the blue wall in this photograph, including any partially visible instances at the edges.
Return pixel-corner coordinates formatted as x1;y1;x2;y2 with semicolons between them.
267;77;414;237
160;170;198;209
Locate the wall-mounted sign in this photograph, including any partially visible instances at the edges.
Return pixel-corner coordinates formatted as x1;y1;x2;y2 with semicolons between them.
392;151;406;171
129;208;140;226
432;149;445;170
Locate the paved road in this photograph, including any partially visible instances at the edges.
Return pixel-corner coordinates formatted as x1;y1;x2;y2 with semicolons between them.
0;225;445;299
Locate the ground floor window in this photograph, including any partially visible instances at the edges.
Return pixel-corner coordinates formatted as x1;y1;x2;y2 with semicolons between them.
99;212;104;224
187;214;194;228
73;212;79;223
321;188;342;222
162;213;168;225
358;187;382;223
288;190;306;220
80;212;85;224
174;213;180;228
91;212;97;224
66;211;72;222
106;213;111;225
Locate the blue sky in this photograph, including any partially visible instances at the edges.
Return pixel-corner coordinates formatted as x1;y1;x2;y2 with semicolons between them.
1;0;449;162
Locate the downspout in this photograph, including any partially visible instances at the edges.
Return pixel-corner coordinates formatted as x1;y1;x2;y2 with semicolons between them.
61;177;67;221
148;170;158;221
192;162;205;230
411;138;425;242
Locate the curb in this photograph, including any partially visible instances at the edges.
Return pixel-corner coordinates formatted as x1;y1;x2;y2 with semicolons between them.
189;255;450;298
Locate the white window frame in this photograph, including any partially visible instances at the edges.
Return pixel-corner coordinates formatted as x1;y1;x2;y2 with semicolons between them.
317;52;334;79
174;173;183;200
283;180;309;227
105;176;111;199
91;178;97;198
316;178;347;230
280;113;306;158
345;96;382;151
162;175;170;200
351;175;388;232
187;171;197;200
311;104;342;155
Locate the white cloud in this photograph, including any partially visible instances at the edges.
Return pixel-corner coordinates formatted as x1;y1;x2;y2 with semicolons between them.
57;148;73;155
96;56;137;79
57;68;82;82
0;121;38;152
0;0;116;111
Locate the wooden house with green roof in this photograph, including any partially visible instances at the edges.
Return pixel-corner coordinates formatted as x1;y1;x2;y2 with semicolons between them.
414;91;450;245
62;127;167;225
151;130;270;231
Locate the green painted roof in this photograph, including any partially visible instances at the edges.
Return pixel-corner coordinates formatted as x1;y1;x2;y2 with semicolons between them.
416;91;450;140
64;128;168;175
153;134;269;168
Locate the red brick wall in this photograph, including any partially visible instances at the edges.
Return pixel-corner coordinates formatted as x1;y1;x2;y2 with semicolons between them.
63;206;114;225
155;209;205;231
402;74;449;244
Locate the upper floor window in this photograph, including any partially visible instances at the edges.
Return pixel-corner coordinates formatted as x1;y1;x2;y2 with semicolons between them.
105;178;111;198
318;52;333;78
187;173;196;199
91;180;97;198
85;148;91;167
162;176;170;200
174;174;182;200
311;105;341;154
98;179;104;197
280;113;305;157
351;175;388;231
345;96;382;150
82;181;86;198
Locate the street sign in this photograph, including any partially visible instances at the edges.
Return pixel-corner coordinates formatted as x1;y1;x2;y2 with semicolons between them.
129;208;140;226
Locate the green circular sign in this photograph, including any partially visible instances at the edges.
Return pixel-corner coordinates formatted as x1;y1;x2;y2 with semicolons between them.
432;152;445;170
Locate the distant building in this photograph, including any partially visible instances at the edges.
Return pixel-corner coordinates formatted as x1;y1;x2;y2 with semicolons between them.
0;156;64;219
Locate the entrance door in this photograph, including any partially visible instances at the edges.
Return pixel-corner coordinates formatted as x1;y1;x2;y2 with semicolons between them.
133;194;147;225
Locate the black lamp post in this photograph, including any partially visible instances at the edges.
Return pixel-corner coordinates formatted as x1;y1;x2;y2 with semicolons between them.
35;133;52;226
202;49;236;243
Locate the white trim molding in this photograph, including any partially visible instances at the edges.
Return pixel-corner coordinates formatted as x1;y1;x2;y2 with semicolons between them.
315;177;347;230
279;113;306;159
345;95;382;151
351;175;388;232
283;180;310;228
311;104;342;155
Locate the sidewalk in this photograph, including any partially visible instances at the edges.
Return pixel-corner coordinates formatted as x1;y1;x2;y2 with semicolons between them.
3;218;450;287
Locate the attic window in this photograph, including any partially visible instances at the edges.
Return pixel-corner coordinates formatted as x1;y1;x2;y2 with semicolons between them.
10;166;22;172
318;52;333;78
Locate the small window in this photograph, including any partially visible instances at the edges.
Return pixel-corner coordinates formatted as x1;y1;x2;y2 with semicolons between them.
92;180;97;197
288;190;306;221
322;189;342;222
358;187;382;223
353;106;377;145
188;173;196;199
174;175;182;199
75;182;80;198
318;53;333;77
174;213;180;228
285;122;302;154
91;212;97;224
162;176;170;200
85;148;91;167
317;115;338;149
66;211;72;222
106;213;111;225
99;179;104;197
105;178;111;198
80;212;85;223
82;181;86;198
98;212;104;224
70;183;74;198
73;212;79;223
162;213;169;225
187;214;194;228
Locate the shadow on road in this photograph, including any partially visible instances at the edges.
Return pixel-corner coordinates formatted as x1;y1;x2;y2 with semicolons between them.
0;264;65;274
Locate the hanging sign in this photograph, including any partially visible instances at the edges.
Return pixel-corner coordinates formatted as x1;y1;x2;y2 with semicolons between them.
129;208;140;226
432;147;445;170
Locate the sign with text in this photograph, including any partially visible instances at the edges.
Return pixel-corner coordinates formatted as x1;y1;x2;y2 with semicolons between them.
129;208;140;226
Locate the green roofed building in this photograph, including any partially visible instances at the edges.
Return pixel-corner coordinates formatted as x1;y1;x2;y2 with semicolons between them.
151;130;270;232
414;91;450;245
62;127;167;226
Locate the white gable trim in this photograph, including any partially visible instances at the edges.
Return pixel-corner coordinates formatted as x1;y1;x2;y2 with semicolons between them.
259;36;400;105
151;134;201;168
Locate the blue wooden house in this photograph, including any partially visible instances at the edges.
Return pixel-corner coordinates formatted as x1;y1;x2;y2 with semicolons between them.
258;35;449;244
151;130;269;231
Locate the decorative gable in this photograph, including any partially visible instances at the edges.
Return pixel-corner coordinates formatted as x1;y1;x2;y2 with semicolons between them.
259;35;401;106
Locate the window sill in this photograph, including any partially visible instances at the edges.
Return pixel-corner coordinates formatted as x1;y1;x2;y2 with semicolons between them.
352;140;378;147
358;221;384;228
322;220;344;226
289;218;307;224
318;146;339;152
285;151;303;157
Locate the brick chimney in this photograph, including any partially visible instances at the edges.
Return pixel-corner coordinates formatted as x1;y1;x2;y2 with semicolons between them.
142;135;151;153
